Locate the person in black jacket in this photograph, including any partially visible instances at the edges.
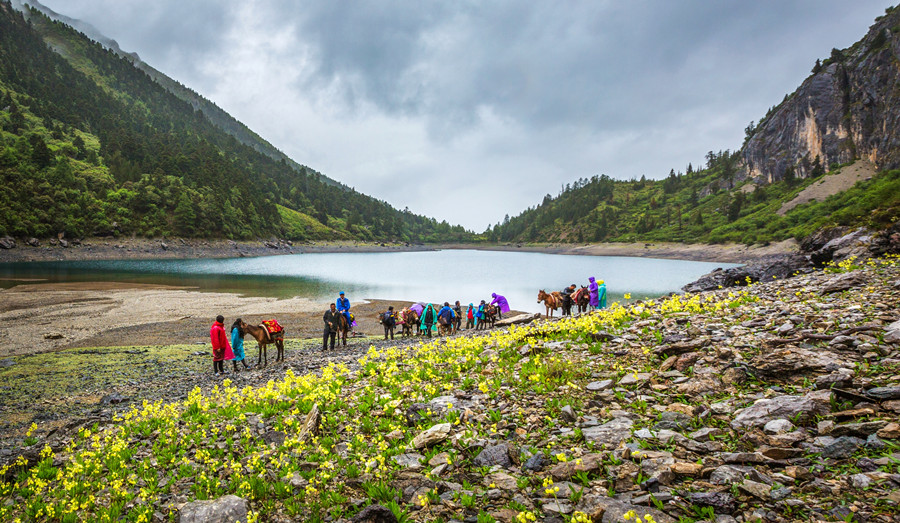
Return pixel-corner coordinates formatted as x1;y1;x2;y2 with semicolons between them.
323;303;339;351
561;284;576;316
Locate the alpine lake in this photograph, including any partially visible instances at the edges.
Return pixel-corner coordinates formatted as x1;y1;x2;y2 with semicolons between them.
0;249;738;313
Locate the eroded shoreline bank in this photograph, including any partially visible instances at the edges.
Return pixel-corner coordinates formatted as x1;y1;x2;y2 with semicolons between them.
0;237;798;264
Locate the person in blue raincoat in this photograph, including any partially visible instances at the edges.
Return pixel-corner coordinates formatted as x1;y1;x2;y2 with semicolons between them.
230;318;251;371
336;291;352;331
597;279;607;308
438;302;455;331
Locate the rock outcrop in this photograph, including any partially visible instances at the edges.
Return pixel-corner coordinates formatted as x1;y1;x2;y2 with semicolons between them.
742;7;900;182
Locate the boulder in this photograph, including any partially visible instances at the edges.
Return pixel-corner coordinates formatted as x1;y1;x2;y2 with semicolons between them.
0;236;15;249
179;494;248;523
731;395;829;430
582;417;633;447
473;444;512;468
412;423;451;449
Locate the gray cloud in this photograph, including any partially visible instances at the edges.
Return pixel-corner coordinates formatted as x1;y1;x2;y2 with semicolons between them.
38;0;897;230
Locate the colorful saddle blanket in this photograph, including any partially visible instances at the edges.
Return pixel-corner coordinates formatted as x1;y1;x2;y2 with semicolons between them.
262;319;283;335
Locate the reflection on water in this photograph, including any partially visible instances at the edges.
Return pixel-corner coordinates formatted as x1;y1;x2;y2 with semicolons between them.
0;250;737;314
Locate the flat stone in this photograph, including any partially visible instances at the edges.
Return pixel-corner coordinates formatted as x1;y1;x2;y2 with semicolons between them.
392;453;425;470
582;417;633;447
412;423;451;449
820;436;864;459
865;387;900;401
618;373;651;386
876;422;900;439
179;495;248;523
739;479;771;500
586;379;615;392
731;394;828;430
549;453;603;481
763;419;795;434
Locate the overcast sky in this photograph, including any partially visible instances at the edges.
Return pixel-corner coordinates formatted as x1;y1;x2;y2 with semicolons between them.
36;1;895;231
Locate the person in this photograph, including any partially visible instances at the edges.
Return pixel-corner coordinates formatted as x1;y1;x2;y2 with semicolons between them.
381;305;396;340
475;300;486;330
453;300;462;332
336;291;352;333
437;302;455;333
597;279;608;308
210;315;233;376
230;318;251;371
465;303;475;330
588;276;604;311
420;303;436;337
561;284;576;316
323;303;339;351
490;292;510;320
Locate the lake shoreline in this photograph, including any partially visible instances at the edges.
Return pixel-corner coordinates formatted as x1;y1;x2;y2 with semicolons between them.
0;237;798;264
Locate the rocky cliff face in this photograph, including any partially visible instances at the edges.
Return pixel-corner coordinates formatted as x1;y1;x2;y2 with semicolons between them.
742;8;900;182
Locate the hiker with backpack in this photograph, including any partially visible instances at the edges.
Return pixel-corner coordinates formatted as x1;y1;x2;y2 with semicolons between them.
380;306;397;340
437;302;455;334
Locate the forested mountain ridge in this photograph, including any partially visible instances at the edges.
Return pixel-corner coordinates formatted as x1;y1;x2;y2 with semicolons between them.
0;2;469;242
489;7;900;245
11;0;343;188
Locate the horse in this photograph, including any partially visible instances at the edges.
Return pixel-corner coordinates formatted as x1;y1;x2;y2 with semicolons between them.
573;286;590;314
334;312;350;346
480;304;498;329
537;289;561;317
399;308;419;337
240;320;285;367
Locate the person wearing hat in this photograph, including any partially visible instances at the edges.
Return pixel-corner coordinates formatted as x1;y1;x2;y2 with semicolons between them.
336;291;351;331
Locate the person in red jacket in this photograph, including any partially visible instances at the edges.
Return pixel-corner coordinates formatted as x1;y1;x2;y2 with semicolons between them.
210;315;234;376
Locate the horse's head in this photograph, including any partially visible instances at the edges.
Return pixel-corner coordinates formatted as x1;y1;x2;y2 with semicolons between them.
537;289;546;302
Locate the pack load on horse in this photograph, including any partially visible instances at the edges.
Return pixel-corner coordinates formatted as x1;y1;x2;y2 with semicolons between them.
241;318;286;367
481;303;498;329
399;307;419;337
537;289;562;317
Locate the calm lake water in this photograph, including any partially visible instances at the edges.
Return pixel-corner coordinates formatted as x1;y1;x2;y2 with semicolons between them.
0;250;737;313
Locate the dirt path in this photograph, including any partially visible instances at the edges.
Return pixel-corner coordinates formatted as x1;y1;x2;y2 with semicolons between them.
777;159;877;215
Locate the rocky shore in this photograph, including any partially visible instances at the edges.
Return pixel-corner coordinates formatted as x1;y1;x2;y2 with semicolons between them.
1;256;898;522
0;235;799;264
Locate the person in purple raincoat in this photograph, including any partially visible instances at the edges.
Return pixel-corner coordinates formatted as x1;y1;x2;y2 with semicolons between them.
588;277;600;311
490;292;510;319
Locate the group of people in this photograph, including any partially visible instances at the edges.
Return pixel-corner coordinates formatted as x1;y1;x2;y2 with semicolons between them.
560;276;607;316
209;315;251;375
377;292;511;341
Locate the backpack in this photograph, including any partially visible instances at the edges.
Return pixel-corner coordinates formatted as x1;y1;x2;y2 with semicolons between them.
424;308;434;324
382;311;395;325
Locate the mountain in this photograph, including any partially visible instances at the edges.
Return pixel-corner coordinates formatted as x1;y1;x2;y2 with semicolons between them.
11;0;343;188
742;7;900;183
0;2;469;242
489;6;900;245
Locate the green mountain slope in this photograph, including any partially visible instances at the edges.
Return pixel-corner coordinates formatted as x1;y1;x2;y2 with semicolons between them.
0;2;469;242
490;7;900;245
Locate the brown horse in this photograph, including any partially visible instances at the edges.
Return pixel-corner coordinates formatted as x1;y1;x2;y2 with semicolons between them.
400;308;419;337
240;320;285;367
537;290;561;317
573;286;590;314
335;312;350;346
480;304;498;329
